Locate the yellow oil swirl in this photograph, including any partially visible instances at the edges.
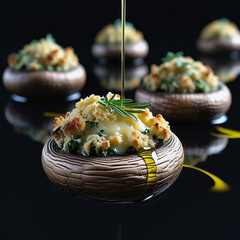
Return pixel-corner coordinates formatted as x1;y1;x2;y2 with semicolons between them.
43;112;65;118
138;148;158;187
183;164;231;192
210;126;240;138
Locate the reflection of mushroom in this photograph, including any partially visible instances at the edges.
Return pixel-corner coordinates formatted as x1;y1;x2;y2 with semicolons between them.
200;56;240;83
135;53;232;122
5;100;75;144
171;123;229;166
92;20;148;60
184;155;208;166
14;126;51;145
42;134;184;202
135;82;231;122
92;40;149;60
94;63;148;91
196;18;240;54
3;34;86;99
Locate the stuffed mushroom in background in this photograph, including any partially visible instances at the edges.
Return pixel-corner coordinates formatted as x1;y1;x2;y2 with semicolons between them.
3;34;86;100
135;52;232;122
92;20;149;61
196;18;240;55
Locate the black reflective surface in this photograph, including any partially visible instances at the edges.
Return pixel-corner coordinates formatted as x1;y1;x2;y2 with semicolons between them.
2;1;240;239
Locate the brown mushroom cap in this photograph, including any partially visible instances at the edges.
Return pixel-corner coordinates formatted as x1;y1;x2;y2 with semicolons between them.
42;133;184;202
135;82;232;122
2;65;86;99
196;36;240;54
92;40;149;60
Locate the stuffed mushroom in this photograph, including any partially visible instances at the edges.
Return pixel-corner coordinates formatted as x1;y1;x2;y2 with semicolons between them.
3;34;86;99
135;52;232;122
42;93;184;202
92;20;149;60
196;18;240;54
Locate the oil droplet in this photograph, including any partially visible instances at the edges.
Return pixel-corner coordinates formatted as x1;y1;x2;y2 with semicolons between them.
210;126;240;138
43;112;65;118
138;148;158;187
183;164;231;192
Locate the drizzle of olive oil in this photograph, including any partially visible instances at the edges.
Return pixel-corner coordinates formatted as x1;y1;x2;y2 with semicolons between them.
43;112;65;118
137;149;231;193
183;164;231;192
138;148;158;187
121;0;126;107
210;126;240;138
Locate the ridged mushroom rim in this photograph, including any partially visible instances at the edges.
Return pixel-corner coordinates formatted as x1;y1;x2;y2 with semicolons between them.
143;52;220;94
41;132;184;202
7;34;79;72
51;93;171;157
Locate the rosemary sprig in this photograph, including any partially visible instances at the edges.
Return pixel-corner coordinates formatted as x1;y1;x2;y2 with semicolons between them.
97;94;151;122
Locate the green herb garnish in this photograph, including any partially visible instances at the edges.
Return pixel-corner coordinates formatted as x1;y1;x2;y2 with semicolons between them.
162;51;183;63
218;18;230;24
46;33;55;42
97;130;104;137
176;59;191;70
65;139;79;154
88;121;98;128
126;146;137;155
97;94;151;122
141;128;150;135
72;134;82;140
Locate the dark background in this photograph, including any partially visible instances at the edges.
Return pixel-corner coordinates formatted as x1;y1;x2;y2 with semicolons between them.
2;0;240;66
1;0;240;239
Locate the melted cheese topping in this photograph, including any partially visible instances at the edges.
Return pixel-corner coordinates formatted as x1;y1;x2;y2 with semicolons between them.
52;93;171;156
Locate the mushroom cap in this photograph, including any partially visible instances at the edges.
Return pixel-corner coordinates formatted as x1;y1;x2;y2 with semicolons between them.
3;65;86;99
42;133;184;203
196;36;240;54
92;40;149;60
135;82;232;122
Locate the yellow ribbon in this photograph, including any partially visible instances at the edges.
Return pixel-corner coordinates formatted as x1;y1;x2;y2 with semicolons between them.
183;164;231;192
210;126;240;138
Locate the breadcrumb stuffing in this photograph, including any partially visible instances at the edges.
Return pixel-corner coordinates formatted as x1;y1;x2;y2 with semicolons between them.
52;92;171;156
143;55;219;93
200;18;240;40
95;19;144;45
8;34;79;71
